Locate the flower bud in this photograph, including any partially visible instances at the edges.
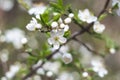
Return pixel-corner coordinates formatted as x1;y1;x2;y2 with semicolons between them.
51;22;58;28
62;53;72;64
69;13;74;18
64;17;72;24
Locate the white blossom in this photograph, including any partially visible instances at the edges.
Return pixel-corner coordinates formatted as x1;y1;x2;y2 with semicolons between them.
109;48;116;54
93;21;105;34
33;75;41;80
82;72;89;77
78;9;97;23
57;72;74;80
51;21;58;28
26;17;42;31
62;53;73;64
4;28;25;49
46;71;53;77
91;59;108;77
64;17;72;24
32;60;43;69
0;0;14;11
52;45;69;59
1;77;7;80
5;64;20;79
0;49;9;63
48;31;67;49
21;37;28;44
69;13;74;18
28;3;47;18
36;68;45;75
43;61;61;74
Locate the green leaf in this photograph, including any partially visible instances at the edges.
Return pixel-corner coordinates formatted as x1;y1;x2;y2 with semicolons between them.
58;0;63;6
50;2;62;10
99;13;107;21
53;13;61;21
112;3;119;10
92;33;104;40
64;31;71;38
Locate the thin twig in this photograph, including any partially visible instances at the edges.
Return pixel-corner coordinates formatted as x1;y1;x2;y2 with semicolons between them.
73;37;98;55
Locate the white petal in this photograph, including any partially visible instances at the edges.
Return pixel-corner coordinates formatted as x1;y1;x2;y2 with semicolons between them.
53;42;60;49
59;37;67;43
35;24;42;29
84;9;90;16
48;38;54;45
26;24;35;31
57;30;64;36
64;25;69;31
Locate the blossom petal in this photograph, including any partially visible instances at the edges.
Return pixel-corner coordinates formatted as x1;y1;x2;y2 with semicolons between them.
59;37;67;43
48;38;54;45
53;42;60;49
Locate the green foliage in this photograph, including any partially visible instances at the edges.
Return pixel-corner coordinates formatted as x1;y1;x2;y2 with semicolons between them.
18;0;30;10
99;13;107;21
50;0;64;13
112;3;119;10
64;31;71;38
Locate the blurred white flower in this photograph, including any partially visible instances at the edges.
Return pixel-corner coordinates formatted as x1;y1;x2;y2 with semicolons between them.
32;60;43;69
57;72;74;80
33;75;41;80
46;71;53;77
1;77;7;80
48;31;67;49
51;21;59;28
64;17;72;24
91;59;108;77
43;61;61;74
36;68;45;75
26;17;42;31
28;3;47;18
0;49;9;63
52;45;69;59
82;72;89;77
5;64;20;79
93;21;105;34
21;37;28;44
109;48;116;54
0;0;14;11
4;28;25;49
0;35;6;42
68;13;74;18
78;9;97;23
62;53;73;64
79;44;93;65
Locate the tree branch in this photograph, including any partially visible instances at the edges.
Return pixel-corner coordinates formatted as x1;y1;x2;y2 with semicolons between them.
22;0;110;79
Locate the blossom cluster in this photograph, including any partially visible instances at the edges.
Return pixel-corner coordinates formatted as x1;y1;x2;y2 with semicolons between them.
78;9;105;34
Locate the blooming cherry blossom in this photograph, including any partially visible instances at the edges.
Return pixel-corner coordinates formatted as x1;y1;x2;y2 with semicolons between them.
91;59;108;77
26;17;42;31
48;31;67;49
28;3;47;18
93;21;105;34
78;9;97;23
